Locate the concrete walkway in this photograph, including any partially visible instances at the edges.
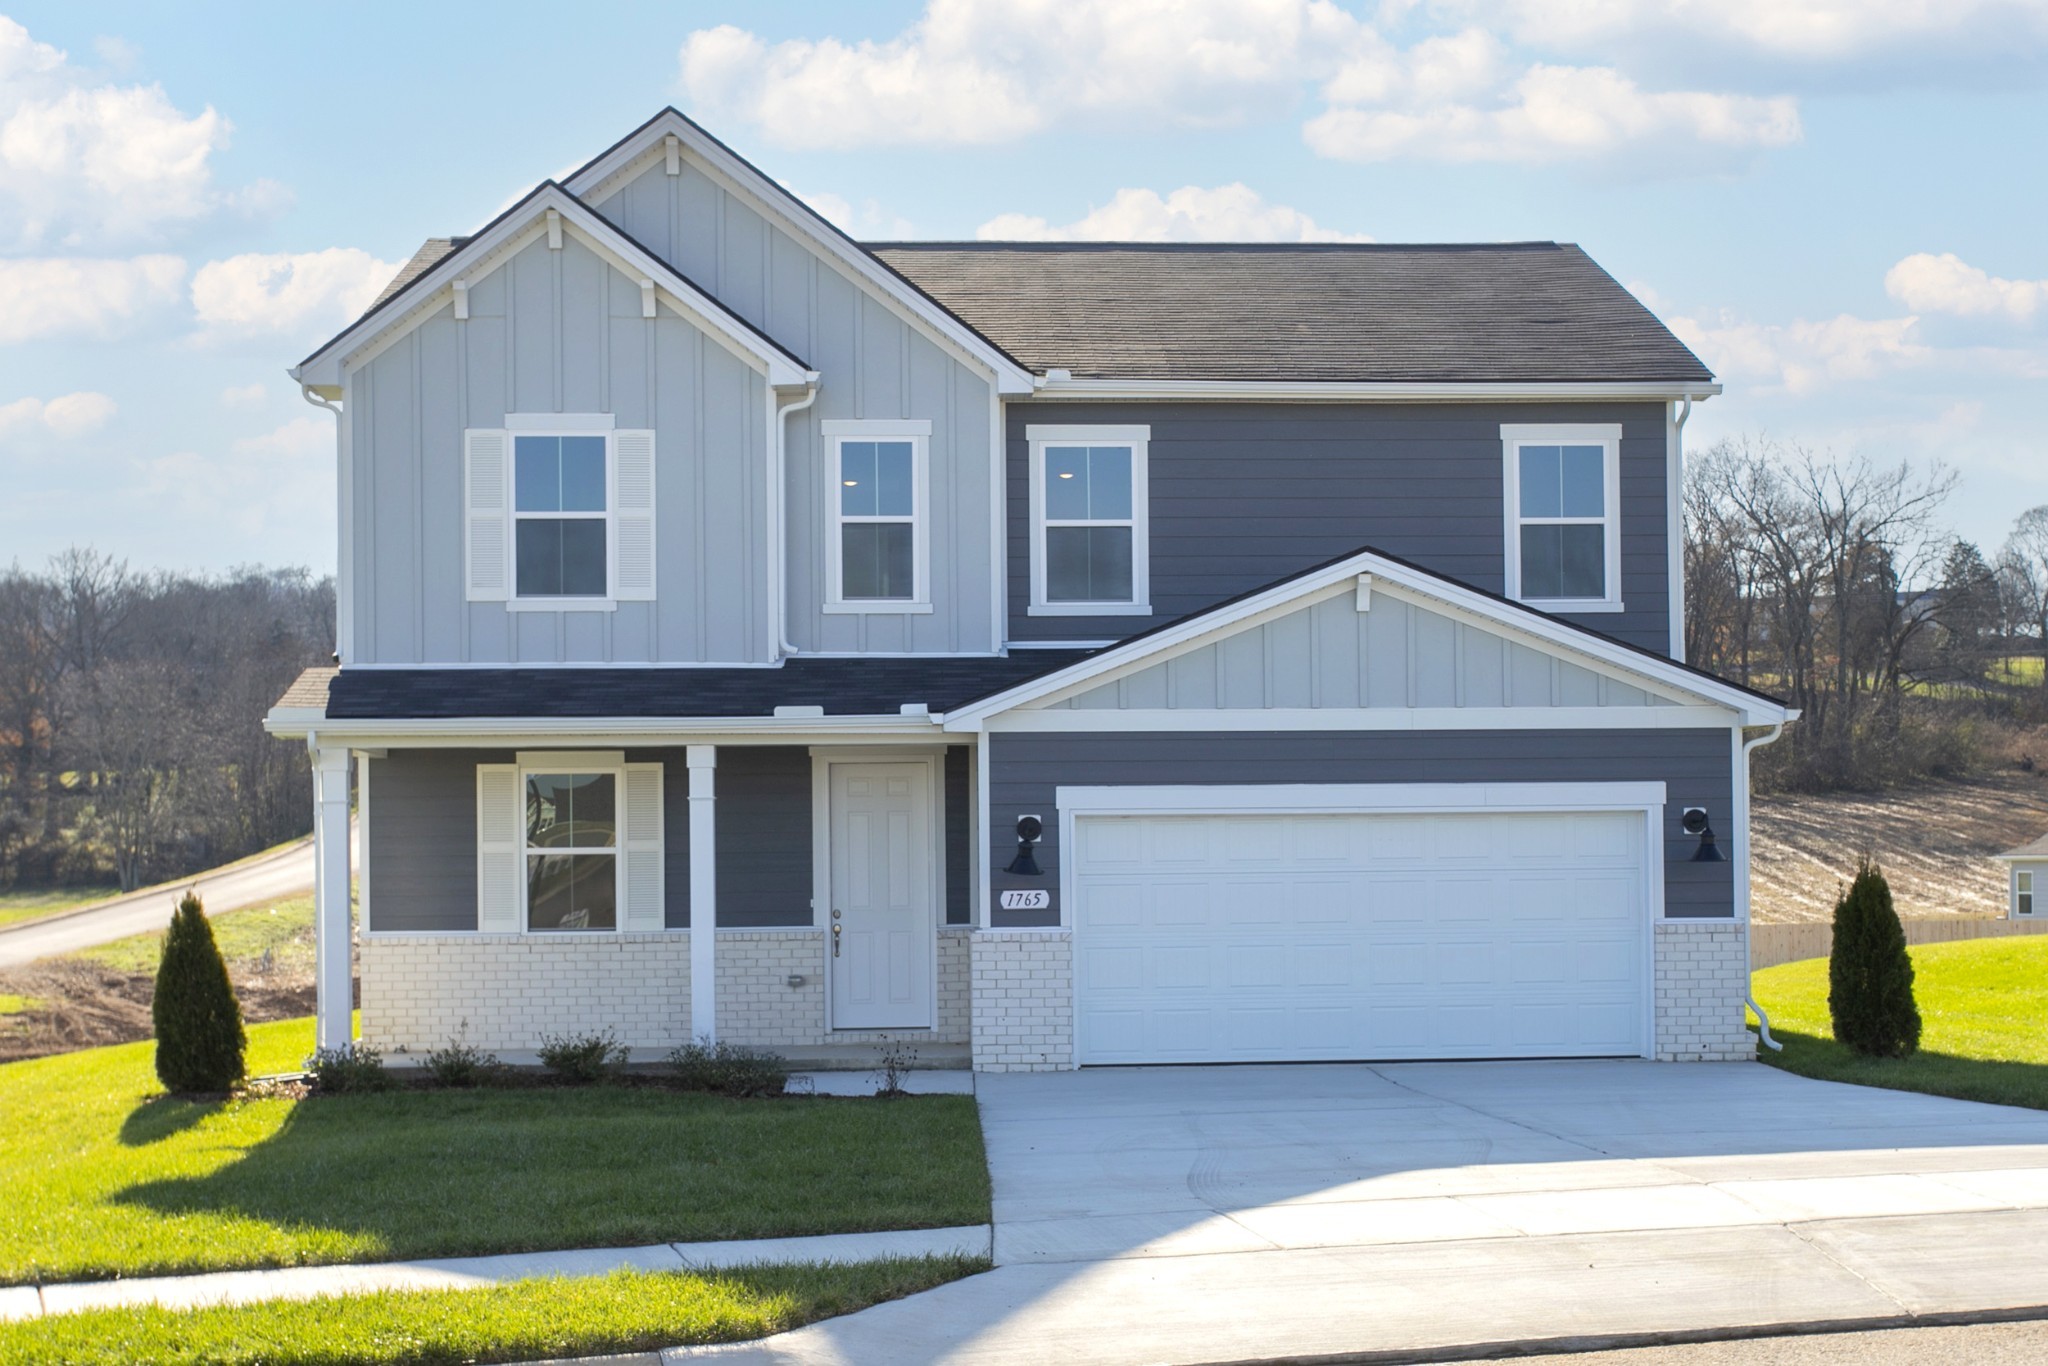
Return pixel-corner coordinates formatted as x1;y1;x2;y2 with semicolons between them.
0;1225;991;1322
670;1061;2048;1364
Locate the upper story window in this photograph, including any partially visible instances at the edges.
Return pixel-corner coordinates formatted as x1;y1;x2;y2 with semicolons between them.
515;435;608;597
1501;423;1622;613
822;419;931;614
463;416;656;609
1027;424;1151;616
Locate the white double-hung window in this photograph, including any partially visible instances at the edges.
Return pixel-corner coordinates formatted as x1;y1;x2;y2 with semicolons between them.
463;415;656;608
1502;423;1622;612
1027;424;1150;615
475;753;665;934
822;419;930;613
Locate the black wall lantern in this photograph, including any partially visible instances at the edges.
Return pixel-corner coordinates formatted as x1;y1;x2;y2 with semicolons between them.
1005;814;1044;876
1682;807;1725;862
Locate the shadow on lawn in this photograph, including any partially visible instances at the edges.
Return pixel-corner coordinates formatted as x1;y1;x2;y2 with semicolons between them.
1761;1028;2048;1112
119;1095;222;1146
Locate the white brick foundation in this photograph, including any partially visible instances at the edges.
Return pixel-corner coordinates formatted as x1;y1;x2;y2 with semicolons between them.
360;928;971;1059
971;931;1073;1071
1654;921;1755;1062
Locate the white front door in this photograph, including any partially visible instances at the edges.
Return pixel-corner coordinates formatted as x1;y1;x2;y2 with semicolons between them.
828;761;935;1030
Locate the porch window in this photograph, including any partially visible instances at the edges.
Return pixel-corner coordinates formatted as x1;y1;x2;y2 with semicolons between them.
2021;869;2035;917
1027;424;1150;615
822;420;931;613
524;770;618;931
1501;424;1622;612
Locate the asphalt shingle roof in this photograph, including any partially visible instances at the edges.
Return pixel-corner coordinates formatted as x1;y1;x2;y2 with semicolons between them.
2000;833;2048;860
868;241;1712;385
301;653;1094;721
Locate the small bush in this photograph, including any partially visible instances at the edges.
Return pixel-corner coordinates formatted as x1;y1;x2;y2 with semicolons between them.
539;1028;629;1084
665;1039;789;1097
306;1042;396;1093
872;1038;919;1098
426;1027;499;1087
1828;857;1922;1058
152;891;247;1094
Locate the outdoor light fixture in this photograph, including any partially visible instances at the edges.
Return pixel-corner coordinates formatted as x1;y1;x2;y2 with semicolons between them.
1005;814;1044;876
1682;807;1725;863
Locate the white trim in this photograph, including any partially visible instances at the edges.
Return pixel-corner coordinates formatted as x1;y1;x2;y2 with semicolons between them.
563;113;1035;395
2015;866;2038;918
265;714;949;744
299;184;814;390
515;748;625;766
336;397;354;661
989;706;1732;733
508;411;615;433
1027;426;1152;616
1502;424;1624;613
824;422;932;614
1666;400;1686;662
940;545;1793;728
812;750;944;1031
1056;780;1665;1063
1031;377;1722;402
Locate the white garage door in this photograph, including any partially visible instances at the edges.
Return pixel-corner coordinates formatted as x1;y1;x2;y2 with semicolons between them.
1072;809;1649;1064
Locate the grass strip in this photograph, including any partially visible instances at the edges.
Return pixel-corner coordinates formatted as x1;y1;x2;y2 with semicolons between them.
1753;935;2048;1111
2;1017;991;1285
0;1256;983;1366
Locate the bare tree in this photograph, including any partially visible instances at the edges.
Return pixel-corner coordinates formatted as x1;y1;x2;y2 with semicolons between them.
2001;505;2048;696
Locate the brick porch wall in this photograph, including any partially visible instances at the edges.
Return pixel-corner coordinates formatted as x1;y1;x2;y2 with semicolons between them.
1653;921;1755;1061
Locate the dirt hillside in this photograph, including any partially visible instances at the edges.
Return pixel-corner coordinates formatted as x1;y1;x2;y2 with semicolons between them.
1751;771;2048;923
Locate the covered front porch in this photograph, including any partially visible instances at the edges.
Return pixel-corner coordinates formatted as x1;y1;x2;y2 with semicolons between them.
303;735;982;1067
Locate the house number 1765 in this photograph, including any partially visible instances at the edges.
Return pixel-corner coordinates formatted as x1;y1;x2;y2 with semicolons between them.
998;890;1051;911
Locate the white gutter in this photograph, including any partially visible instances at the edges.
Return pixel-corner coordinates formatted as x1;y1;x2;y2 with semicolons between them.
263;708;945;743
771;377;822;658
1029;377;1724;403
1737;721;1788;1051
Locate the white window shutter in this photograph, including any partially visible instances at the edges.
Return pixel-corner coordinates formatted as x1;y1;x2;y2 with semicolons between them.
476;764;523;932
621;762;665;930
613;429;656;600
465;429;512;601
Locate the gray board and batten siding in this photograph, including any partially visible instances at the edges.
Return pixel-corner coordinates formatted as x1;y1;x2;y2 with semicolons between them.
350;234;769;665
984;730;1733;928
1047;586;1678;712
591;158;1000;656
364;746;972;933
1005;402;1674;656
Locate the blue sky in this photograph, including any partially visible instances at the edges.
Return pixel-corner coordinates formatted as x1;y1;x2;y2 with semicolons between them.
3;0;2045;576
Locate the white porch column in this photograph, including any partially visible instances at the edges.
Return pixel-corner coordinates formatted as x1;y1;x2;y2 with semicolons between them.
310;743;354;1051
688;744;717;1041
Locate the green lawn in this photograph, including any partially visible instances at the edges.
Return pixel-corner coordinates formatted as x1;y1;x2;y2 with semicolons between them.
1;1017;991;1286
81;895;316;974
1751;936;2048;1110
0;885;122;930
0;1257;984;1366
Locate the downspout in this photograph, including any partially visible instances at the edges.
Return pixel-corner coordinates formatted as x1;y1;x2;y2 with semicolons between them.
298;376;345;663
772;377;822;659
1668;395;1693;663
1739;721;1787;1050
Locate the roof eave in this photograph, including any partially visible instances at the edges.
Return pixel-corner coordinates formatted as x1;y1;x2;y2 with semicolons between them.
1027;377;1723;402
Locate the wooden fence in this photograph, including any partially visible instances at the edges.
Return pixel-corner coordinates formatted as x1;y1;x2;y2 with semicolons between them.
1751;916;2048;970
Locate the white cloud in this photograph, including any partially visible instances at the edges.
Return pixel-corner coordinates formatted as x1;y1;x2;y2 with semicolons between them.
679;0;1368;147
1306;60;1800;165
1885;252;2047;322
979;183;1370;242
219;382;268;409
0;15;280;249
0;389;116;438
230;415;330;458
0;253;186;343
190;248;402;341
1437;0;2048;66
1667;308;1929;395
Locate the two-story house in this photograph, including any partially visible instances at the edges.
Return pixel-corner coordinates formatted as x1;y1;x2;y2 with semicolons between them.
266;109;1793;1072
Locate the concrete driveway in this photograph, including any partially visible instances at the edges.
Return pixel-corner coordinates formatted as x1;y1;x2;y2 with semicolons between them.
683;1062;2048;1365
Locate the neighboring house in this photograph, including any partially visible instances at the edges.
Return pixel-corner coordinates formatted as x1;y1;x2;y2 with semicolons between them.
265;108;1795;1072
1995;835;2047;919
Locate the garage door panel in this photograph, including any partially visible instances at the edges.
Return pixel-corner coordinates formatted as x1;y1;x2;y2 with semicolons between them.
1073;808;1648;1064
